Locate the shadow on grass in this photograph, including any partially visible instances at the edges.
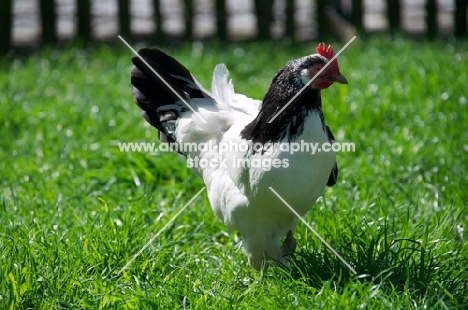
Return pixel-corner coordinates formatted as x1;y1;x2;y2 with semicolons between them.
287;222;467;307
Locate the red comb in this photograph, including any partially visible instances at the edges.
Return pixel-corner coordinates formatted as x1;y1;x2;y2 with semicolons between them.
316;42;339;72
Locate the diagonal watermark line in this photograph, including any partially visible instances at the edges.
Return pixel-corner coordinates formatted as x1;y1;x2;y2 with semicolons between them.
268;36;357;124
117;187;206;276
118;35;207;124
268;187;357;275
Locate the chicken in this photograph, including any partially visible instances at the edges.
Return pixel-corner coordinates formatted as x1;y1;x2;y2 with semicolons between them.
130;43;347;270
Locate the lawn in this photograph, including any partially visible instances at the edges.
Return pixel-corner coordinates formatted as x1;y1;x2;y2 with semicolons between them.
0;36;467;309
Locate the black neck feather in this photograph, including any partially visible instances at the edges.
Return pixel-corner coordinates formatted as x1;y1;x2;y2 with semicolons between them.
241;84;324;144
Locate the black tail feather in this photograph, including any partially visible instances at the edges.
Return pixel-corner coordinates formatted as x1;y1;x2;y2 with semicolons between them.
130;48;207;144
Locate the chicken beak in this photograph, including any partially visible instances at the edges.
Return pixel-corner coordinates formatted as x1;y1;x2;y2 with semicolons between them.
332;73;348;84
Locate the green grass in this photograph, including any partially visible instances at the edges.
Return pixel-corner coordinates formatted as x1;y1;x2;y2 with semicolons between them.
1;36;467;309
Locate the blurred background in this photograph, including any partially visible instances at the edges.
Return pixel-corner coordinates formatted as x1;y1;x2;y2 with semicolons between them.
1;0;467;54
1;0;467;308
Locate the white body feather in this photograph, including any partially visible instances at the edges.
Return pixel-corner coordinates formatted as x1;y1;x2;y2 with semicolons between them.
175;64;335;269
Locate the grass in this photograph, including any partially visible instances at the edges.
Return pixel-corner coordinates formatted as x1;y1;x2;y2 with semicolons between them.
1;35;467;309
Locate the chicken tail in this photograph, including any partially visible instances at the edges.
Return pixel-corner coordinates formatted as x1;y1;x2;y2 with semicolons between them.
131;48;209;144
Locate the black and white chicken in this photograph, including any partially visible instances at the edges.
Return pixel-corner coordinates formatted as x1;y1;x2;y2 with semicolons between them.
130;43;348;270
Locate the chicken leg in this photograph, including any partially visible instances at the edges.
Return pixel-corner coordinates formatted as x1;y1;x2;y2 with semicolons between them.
281;230;297;259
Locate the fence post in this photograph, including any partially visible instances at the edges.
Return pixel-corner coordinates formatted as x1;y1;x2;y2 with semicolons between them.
317;0;332;38
455;0;467;37
77;0;91;42
215;0;227;41
254;0;272;40
152;0;164;42
285;0;294;39
40;0;57;44
0;0;12;54
425;0;437;39
118;0;131;39
351;0;363;32
386;0;401;32
334;0;342;15
183;0;193;40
